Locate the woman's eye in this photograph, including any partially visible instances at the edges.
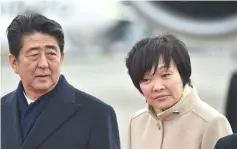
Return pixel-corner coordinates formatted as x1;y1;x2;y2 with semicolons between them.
141;78;151;83
162;74;171;78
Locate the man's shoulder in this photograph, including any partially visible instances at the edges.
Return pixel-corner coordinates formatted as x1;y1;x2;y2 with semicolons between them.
220;133;237;142
217;133;237;148
72;87;112;110
1;90;16;105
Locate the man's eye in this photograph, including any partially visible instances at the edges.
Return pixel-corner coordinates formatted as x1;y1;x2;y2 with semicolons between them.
48;52;56;56
30;54;38;57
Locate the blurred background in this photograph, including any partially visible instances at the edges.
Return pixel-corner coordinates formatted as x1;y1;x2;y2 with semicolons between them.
1;1;237;148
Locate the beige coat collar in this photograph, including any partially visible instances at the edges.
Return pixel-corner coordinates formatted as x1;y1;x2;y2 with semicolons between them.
146;86;200;121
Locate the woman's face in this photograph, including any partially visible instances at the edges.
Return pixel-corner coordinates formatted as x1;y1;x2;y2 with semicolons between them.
139;57;184;110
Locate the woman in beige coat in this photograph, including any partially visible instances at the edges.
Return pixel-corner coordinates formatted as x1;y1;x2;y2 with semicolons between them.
125;34;232;149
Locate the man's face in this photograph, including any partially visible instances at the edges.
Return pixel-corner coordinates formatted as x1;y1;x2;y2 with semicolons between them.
9;32;64;94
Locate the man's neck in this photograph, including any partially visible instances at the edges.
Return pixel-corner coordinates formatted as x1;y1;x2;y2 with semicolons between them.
23;91;35;104
23;85;56;101
24;90;48;101
21;76;61;100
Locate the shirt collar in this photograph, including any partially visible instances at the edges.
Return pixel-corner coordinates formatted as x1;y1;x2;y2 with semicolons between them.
23;91;35;105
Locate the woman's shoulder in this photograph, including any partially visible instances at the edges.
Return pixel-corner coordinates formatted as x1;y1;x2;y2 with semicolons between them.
129;108;151;122
131;108;148;119
191;99;227;123
128;108;153;128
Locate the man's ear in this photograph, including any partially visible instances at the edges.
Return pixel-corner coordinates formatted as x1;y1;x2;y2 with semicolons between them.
8;54;19;74
60;52;64;63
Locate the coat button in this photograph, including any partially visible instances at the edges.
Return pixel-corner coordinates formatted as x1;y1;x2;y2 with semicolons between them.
156;123;161;130
172;110;180;115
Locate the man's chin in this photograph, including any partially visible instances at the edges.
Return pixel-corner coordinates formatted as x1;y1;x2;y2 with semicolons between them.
33;83;54;92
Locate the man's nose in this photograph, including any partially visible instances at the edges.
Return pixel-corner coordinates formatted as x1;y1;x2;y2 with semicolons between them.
38;54;49;68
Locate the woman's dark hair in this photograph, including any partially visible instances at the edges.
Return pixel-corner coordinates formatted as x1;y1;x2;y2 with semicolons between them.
125;34;192;94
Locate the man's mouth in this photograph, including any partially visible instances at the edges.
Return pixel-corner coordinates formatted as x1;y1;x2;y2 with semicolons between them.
36;75;49;77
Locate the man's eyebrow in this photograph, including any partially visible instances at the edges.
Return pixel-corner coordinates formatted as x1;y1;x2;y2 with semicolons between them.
26;47;40;54
45;45;57;51
26;45;58;54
